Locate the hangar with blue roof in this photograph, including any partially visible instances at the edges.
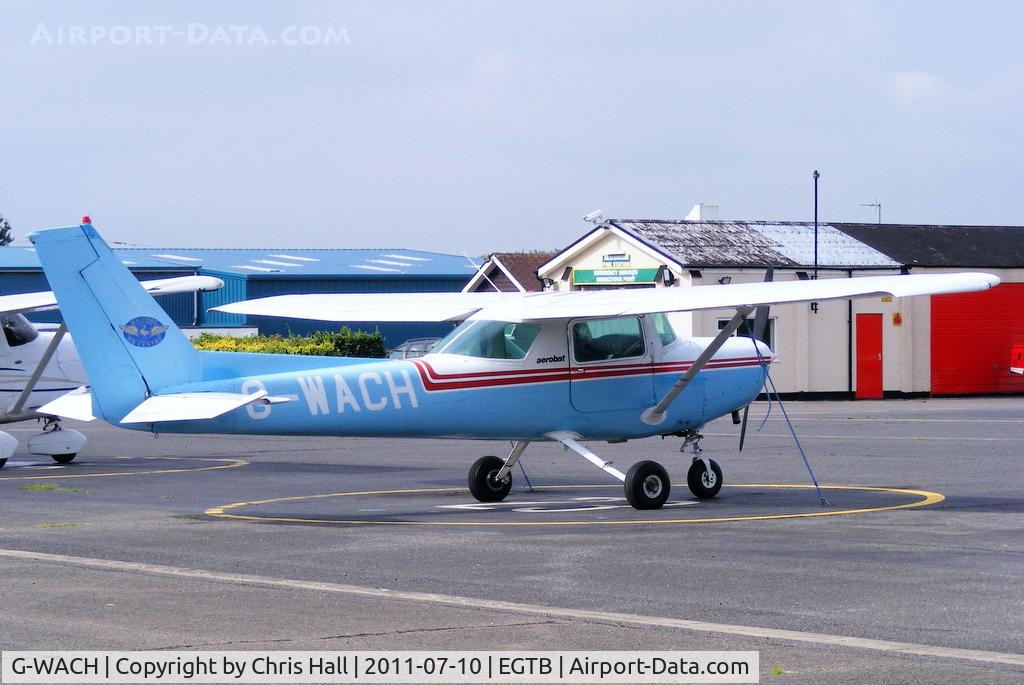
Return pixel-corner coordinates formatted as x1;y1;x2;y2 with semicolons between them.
0;245;477;348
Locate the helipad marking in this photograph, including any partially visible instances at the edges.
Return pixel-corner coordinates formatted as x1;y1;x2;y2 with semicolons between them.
205;483;944;527
0;456;248;482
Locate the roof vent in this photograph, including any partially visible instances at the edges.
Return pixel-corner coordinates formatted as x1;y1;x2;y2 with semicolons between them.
685;203;719;221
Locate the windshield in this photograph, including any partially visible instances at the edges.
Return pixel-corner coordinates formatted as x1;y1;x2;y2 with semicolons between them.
434;320;541;360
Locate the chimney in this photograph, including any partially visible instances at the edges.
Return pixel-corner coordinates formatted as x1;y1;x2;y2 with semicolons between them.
685;203;719;220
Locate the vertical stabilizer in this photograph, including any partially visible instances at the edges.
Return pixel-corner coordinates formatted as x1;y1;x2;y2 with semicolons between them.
29;222;201;422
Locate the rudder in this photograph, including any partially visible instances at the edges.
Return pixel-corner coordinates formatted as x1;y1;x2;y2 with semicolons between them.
29;222;201;422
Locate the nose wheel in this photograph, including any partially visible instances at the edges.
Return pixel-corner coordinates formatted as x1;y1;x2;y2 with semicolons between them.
687;457;723;498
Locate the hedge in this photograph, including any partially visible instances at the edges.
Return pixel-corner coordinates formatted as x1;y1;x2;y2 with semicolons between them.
192;328;386;358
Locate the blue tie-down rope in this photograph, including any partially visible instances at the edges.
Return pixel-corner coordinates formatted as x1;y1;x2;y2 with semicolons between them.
511;441;536;492
749;337;830;506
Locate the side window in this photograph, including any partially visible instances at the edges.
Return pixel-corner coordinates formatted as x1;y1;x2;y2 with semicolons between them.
572;316;646;362
651;313;677;346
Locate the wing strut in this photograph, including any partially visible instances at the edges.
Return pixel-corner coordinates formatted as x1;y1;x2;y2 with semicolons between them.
641;307;754;426
9;324;67;417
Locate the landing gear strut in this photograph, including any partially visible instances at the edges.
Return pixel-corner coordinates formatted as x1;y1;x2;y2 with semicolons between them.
681;431;722;498
547;431;673;510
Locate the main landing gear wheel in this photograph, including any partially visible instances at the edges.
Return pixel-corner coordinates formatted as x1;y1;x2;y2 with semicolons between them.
0;458;6;469
468;455;512;502
624;460;671;510
687;458;723;499
51;454;76;464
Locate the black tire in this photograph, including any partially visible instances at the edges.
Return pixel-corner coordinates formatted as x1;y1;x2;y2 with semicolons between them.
52;454;76;464
624;460;671;510
0;458;6;469
468;456;512;502
687;458;723;499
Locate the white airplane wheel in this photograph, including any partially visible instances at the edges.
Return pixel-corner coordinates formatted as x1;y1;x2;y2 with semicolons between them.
468;456;512;502
29;428;86;463
0;432;17;466
687;458;723;499
624;460;671;510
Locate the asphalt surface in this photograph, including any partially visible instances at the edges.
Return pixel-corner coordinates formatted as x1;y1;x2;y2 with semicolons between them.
0;397;1022;683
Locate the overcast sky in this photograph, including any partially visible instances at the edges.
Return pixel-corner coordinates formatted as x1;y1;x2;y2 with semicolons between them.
2;2;1022;254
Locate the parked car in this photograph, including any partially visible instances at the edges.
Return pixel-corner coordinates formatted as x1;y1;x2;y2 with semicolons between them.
388;337;441;359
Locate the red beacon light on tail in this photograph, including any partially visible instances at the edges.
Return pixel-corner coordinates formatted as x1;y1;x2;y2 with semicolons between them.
81;216;92;225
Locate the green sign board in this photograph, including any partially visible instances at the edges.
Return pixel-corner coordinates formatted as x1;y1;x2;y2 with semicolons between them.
572;268;660;285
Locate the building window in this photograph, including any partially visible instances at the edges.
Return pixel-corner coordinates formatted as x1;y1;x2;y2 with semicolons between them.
717;317;775;352
573;316;646;362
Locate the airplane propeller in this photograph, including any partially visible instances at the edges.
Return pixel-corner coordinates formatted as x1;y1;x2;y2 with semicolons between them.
738;265;774;451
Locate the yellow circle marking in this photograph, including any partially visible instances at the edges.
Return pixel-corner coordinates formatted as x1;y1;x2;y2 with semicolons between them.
205;483;944;527
0;456;248;482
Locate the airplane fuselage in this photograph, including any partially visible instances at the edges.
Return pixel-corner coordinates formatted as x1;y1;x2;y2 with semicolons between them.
121;315;772;442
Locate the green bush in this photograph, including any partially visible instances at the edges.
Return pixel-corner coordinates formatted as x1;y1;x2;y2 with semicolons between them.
192;328;385;358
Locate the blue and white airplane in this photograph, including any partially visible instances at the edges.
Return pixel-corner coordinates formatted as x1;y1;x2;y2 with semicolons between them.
30;221;999;509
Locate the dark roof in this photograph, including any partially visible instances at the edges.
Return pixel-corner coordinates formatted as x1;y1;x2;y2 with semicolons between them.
833;223;1024;268
493;252;555;291
608;220;898;269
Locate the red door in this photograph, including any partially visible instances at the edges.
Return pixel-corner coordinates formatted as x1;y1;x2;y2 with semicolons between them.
856;313;883;399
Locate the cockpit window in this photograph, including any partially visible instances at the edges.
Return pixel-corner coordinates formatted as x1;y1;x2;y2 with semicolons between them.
651;312;677;346
434;320;541;360
573;316;646;362
2;314;39;347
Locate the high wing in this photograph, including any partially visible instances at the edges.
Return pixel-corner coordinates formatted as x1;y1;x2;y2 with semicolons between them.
212;291;520;322
211;272;1000;323
0;275;224;316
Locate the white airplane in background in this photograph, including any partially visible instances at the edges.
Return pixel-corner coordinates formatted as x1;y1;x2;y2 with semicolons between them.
0;275;223;469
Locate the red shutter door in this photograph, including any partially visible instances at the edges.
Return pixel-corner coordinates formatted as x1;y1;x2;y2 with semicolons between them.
931;283;1024;394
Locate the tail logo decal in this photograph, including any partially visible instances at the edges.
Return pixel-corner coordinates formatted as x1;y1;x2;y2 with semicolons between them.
121;317;168;347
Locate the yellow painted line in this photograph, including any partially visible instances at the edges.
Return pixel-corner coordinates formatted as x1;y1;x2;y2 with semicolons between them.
0;456;248;482
760;417;1024;424
704;432;1020;442
205;483;943;527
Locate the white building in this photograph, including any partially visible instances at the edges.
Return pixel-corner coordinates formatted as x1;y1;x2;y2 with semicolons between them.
537;213;1024;397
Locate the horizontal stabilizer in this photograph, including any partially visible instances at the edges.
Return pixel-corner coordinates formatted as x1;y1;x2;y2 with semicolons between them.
37;387;96;422
120;390;274;424
0;275;224;316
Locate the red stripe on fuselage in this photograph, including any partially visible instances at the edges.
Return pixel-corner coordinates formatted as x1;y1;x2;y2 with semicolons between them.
409;357;765;392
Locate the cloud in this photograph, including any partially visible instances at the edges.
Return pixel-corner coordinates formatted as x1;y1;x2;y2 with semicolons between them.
885;70;944;105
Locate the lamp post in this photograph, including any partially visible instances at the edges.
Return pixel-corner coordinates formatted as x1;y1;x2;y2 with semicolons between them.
813;170;819;280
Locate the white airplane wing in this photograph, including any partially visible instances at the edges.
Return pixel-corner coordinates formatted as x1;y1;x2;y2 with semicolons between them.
0;275;224;316
211;272;1000;323
211;291;520;322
